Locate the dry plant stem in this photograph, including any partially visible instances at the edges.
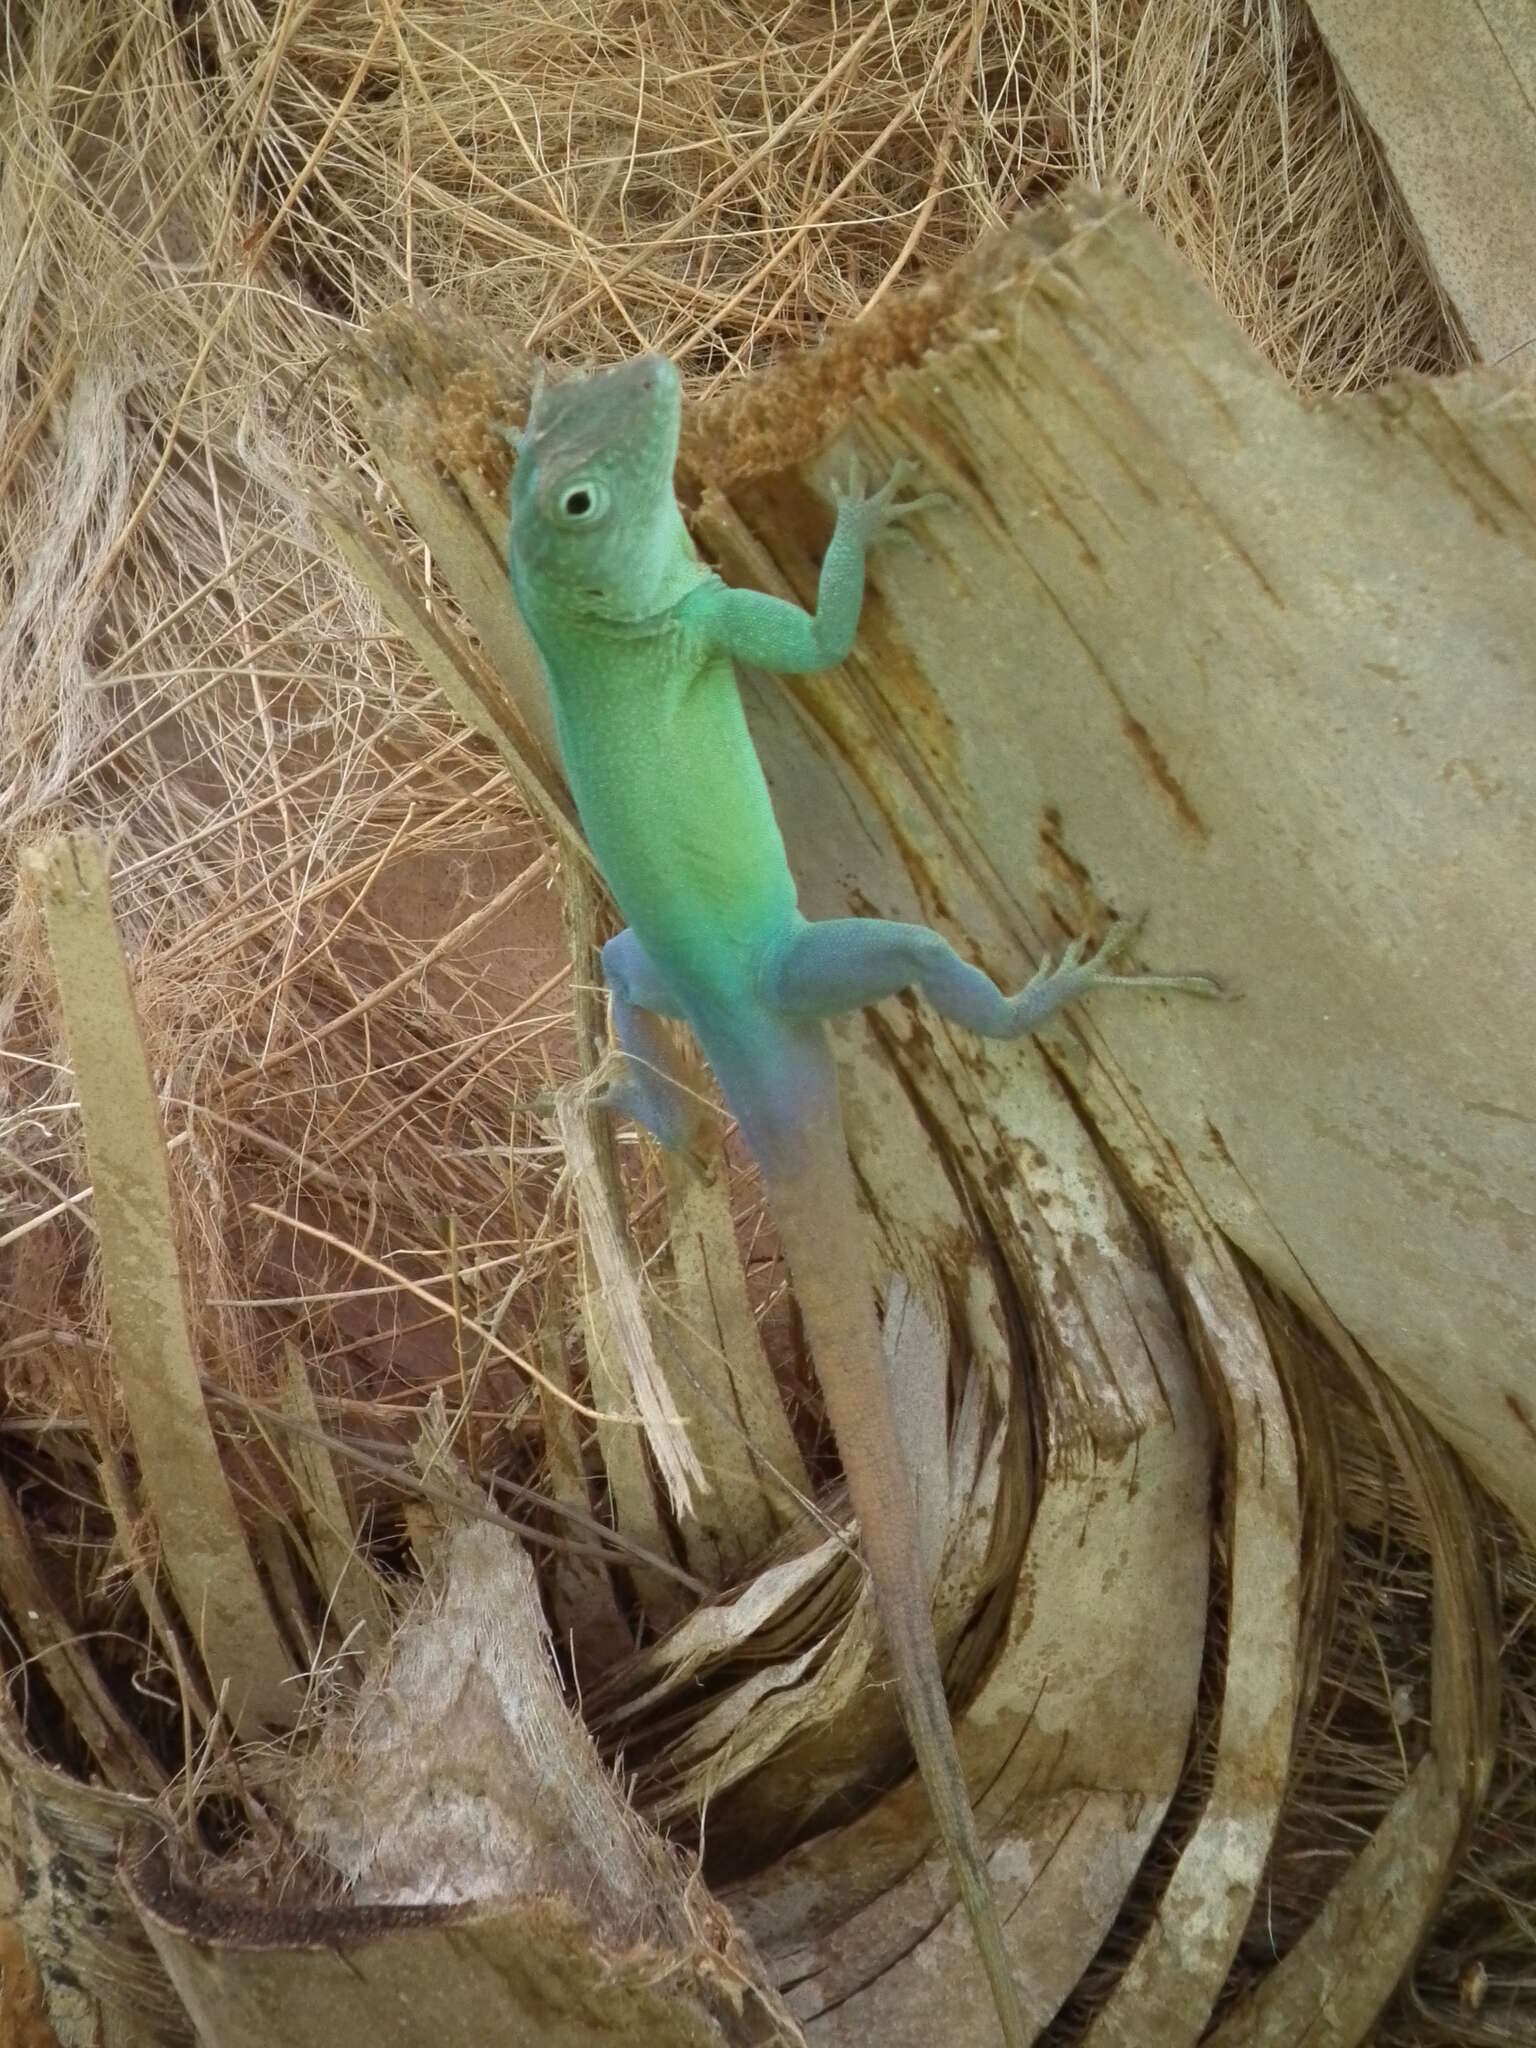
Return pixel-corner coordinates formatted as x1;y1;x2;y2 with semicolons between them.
763;1121;1026;2048
560;855;629;1222
277;1346;391;1655
534;1304;634;1673
558;859;694;1628
1077;1227;1299;2042
75;1364;219;1744
197;1382;702;1591
559;1104;695;1633
1205;1354;1495;2048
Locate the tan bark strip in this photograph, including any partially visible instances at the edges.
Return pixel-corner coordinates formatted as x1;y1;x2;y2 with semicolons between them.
128;1489;804;2046
77;1366;219;1745
23;832;296;1735
778;192;1536;1534
128;1848;806;2048
561;1109;694;1631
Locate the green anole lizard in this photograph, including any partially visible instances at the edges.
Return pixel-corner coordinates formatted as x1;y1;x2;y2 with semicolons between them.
504;354;1222;2043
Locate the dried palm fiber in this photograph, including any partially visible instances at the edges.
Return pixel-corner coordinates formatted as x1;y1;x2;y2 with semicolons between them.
0;0;1524;2045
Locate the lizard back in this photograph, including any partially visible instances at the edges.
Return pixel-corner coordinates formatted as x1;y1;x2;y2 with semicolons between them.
535;614;800;1003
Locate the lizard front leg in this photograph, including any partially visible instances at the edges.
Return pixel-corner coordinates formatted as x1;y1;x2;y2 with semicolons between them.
759;912;1224;1033
678;457;943;674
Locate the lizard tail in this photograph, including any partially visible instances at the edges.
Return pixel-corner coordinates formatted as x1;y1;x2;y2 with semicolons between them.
707;1016;1030;2045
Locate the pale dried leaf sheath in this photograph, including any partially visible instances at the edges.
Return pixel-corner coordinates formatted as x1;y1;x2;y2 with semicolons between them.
708;191;1536;1534
560;1102;698;1626
534;1311;634;1673
655;1142;813;1584
23;833;295;1734
1308;0;1536;363
678;1635;875;1825
279;1346;391;1654
608;1537;847;1717
141;1498;805;2047
298;1514;664;1914
1080;1230;1300;2044
556;858;697;1627
129;1862;806;2048
1206;1372;1496;2048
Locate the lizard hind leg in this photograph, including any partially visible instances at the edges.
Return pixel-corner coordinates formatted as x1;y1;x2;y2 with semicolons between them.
597;929;708;1155
761;913;1223;1040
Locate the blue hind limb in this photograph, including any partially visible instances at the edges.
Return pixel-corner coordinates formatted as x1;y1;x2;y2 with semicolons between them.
597;928;705;1153
758;914;1221;1036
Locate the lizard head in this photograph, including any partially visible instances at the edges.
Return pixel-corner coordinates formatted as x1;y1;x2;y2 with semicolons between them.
507;354;692;621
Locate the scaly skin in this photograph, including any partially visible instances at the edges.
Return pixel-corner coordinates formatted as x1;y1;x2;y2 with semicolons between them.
506;353;1222;2044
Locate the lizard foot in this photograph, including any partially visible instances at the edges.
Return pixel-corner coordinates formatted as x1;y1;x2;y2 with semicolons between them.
592;1070;714;1172
1008;915;1230;1035
526;1079;713;1178
832;454;951;550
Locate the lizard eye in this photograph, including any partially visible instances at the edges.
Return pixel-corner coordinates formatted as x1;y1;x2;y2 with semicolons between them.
556;478;609;525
